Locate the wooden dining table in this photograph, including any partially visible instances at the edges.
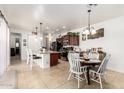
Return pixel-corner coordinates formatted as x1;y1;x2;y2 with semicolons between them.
80;58;101;85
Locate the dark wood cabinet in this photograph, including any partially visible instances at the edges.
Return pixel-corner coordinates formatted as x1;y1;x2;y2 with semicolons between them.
62;35;69;46
50;53;60;66
51;34;79;51
62;35;79;46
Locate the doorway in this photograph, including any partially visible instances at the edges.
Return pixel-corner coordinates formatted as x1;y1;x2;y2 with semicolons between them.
10;33;21;65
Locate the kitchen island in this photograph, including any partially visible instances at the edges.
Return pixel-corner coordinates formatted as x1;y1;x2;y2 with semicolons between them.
37;51;60;68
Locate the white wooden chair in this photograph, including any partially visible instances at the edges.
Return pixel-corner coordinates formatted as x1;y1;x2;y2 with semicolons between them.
89;53;111;89
26;48;30;64
28;49;42;70
26;48;37;64
67;52;87;88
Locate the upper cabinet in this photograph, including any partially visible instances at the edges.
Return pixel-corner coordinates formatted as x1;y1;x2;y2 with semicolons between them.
58;32;79;46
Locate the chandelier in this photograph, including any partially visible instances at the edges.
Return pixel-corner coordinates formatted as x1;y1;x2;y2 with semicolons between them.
83;4;97;35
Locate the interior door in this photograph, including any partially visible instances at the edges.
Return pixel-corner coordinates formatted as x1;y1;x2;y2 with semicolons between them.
15;38;20;55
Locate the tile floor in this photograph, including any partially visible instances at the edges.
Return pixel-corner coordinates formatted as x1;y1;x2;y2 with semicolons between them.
6;57;124;89
0;70;17;88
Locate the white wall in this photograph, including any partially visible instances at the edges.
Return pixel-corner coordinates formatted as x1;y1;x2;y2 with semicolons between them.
0;15;10;76
28;35;41;52
6;27;10;66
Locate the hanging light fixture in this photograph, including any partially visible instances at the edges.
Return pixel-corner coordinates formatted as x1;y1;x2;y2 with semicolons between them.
40;22;43;40
32;26;38;35
83;4;97;35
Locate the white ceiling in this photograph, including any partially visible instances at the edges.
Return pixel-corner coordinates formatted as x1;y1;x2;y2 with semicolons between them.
0;4;124;34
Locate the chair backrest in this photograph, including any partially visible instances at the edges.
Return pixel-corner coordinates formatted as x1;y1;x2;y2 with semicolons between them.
89;52;99;59
68;52;74;68
26;48;30;57
68;52;80;65
97;53;111;74
67;52;72;63
28;49;33;60
68;52;81;73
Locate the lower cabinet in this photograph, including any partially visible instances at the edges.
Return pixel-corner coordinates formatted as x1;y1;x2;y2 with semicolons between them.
50;53;59;66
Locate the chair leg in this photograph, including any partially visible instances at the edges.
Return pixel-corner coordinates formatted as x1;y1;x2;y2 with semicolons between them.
78;74;80;89
27;59;28;64
102;74;106;82
99;74;103;89
84;72;88;83
40;61;42;68
27;57;29;64
68;72;72;80
68;69;71;73
30;60;33;70
93;72;95;78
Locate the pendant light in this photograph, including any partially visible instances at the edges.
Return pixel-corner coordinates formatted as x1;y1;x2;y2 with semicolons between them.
83;4;97;35
32;26;38;35
40;22;43;40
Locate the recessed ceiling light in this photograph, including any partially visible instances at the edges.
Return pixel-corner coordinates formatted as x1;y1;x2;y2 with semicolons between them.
62;26;66;29
56;29;59;31
46;26;49;30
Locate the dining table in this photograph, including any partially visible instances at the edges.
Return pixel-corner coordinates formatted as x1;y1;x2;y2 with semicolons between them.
80;58;101;85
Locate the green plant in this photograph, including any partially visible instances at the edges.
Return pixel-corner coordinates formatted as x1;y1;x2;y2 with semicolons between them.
67;32;79;36
76;32;80;36
73;32;77;36
67;32;73;36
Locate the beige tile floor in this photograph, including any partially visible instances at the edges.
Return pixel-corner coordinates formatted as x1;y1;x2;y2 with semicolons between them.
0;70;17;88
7;57;124;89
